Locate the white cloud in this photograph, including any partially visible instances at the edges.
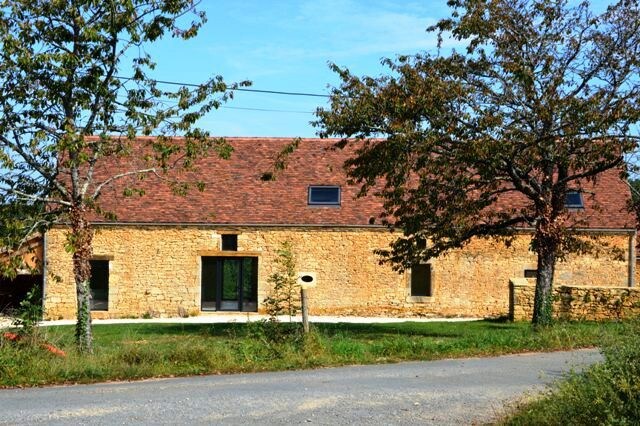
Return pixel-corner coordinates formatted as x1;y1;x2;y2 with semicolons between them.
291;0;463;57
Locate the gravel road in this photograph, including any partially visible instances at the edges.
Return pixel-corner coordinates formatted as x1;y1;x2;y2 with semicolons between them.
0;348;601;425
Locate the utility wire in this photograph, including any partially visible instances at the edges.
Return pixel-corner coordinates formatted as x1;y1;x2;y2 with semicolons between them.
119;94;316;114
115;75;330;98
232;86;329;98
222;106;314;114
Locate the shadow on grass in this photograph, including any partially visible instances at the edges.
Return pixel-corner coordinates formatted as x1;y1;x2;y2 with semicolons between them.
88;321;469;340
93;323;239;337
81;319;535;345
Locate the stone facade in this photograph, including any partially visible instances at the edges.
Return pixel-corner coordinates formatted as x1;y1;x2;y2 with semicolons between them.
510;279;640;321
43;226;634;320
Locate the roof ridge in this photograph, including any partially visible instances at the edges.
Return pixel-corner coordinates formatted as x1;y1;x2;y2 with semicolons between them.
82;135;347;142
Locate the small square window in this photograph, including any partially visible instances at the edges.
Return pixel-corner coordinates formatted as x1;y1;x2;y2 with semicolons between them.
565;191;584;209
308;186;340;205
524;269;537;279
411;264;432;297
221;234;238;251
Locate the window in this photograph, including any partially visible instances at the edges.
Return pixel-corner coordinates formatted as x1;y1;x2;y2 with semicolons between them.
524;269;537;278
89;260;109;311
410;264;432;297
308;186;340;206
565;191;584;209
221;234;238;251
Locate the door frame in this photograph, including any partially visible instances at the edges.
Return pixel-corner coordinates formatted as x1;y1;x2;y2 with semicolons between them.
201;256;258;312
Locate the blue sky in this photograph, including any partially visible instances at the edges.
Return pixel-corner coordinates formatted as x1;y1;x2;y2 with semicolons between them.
142;1;455;137
143;0;611;138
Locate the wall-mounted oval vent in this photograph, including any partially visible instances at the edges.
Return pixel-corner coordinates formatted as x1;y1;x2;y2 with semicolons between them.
297;272;317;288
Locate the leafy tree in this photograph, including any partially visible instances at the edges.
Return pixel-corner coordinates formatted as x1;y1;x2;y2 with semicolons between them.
316;0;640;326
0;0;248;352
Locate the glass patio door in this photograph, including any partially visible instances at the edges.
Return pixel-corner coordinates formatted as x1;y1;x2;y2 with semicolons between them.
201;257;257;312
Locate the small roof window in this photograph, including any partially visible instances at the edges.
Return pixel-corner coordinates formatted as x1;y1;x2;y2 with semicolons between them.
565;191;584;209
308;186;340;206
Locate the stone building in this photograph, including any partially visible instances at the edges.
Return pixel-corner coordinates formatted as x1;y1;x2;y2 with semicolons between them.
40;137;636;320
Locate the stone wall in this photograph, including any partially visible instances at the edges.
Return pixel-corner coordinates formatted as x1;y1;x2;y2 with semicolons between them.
510;279;640;321
43;226;633;320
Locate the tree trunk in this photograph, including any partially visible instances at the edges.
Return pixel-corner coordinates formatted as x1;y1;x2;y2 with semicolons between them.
532;247;556;326
69;205;94;353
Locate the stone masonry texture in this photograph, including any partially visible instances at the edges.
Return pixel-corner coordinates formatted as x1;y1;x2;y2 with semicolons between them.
511;282;640;321
43;226;633;320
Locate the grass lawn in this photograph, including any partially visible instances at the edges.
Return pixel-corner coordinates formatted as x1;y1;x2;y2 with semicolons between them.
0;319;630;388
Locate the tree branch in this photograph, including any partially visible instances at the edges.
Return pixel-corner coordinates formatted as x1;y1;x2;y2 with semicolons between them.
92;167;157;199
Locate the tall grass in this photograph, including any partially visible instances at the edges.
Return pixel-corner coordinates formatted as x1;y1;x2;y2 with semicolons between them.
501;321;640;425
0;320;630;388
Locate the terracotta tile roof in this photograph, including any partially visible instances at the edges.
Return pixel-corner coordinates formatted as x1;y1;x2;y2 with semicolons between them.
94;137;384;226
485;168;636;230
92;137;635;229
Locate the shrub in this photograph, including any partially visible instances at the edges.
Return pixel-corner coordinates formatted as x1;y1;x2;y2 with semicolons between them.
260;241;304;344
263;241;300;320
246;318;304;346
11;286;43;338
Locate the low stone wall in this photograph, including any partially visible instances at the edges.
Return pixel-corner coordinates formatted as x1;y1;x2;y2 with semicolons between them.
510;278;640;321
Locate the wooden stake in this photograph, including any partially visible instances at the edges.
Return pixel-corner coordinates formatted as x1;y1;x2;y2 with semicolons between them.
301;287;309;333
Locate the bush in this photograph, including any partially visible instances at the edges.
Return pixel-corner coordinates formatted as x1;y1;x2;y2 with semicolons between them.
10;286;43;338
260;241;305;345
245;318;304;346
263;241;300;320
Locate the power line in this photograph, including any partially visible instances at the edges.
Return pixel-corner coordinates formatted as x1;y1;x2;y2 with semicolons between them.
118;94;316;114
233;87;329;98
222;106;314;114
115;75;330;98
